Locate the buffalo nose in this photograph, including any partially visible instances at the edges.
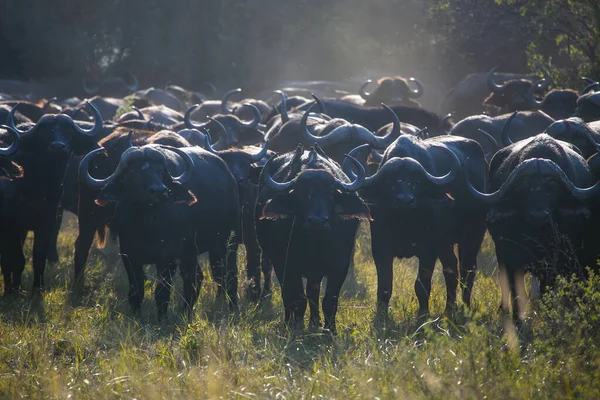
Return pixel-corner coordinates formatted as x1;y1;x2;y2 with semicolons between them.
49;141;67;151
396;193;416;206
307;215;330;230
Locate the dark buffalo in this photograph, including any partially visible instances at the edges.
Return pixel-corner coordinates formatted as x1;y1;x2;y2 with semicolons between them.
544;118;600;159
295;97;450;136
299;102;406;164
344;134;487;317
69;128;191;287
465;134;600;322
483;67;550;114
118;105;183;126
79;143;240;318
573;92;600;122
441;70;541;121
184;103;265;148
341;76;424;107
450;111;554;158
0;102;102;294
256;145;369;333
202;130;273;301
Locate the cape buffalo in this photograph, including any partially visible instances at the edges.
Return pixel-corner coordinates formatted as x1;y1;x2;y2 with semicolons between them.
0;102;102;294
79;142;240;318
344;134;487;317
466;134;600;322
256;145;369;333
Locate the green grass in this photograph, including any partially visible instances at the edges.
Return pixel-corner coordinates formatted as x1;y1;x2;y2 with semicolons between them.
0;216;598;399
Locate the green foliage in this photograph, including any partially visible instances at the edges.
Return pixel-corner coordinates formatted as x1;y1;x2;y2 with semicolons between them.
0;216;599;398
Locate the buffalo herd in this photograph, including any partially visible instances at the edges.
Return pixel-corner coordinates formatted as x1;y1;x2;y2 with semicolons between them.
1;69;599;333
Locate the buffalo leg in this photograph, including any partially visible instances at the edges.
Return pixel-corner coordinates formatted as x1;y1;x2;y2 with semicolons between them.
439;246;458;315
73;222;97;286
323;272;345;334
415;253;437;317
209;240;238;309
260;256;273;298
155;261;174;321
225;238;239;310
306;277;321;329
277;269;305;329
32;226;52;292
245;242;261;302
372;238;394;315
458;223;485;308
180;253;203;320
121;253;145;314
47;207;63;263
0;232;25;294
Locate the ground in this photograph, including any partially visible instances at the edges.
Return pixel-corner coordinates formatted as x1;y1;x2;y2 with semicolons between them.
0;215;598;399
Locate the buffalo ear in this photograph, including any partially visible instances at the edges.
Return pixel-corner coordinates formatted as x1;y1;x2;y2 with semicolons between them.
95;180;122;206
260;194;296;220
334;192;372;220
249;165;263;186
167;181;197;205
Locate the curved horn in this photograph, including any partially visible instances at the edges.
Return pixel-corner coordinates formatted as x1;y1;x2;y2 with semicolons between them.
274;90;289;123
132;106;145;120
125;130;134;148
371;103;401;148
159;146;194;183
359;79;373;100
526;79;546;109
184;104;203;129
0;125;20;156
42;97;58;114
342;143;371;180
365;145;461;187
408;77;424;98
582;77;597;85
311;93;327;114
70;101;103;137
501;111;518;146
79;148;116;189
582;81;600;95
486;67;505;93
126;73;139;93
300;102;346;147
335;154;365;192
535;67;551;92
466;158;600;203
250;140;270;163
201;129;222;155
440;113;453;134
261;154;295;192
476;129;500;150
238;103;261;129
8;104;37;135
221;88;242;114
81;77;99;95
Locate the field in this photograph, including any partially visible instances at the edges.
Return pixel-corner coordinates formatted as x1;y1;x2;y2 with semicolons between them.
0;215;598;399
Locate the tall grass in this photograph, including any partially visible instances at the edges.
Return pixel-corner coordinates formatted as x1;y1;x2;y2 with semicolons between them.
0;217;598;399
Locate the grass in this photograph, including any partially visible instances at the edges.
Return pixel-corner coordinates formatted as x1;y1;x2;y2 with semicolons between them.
0;215;598;399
